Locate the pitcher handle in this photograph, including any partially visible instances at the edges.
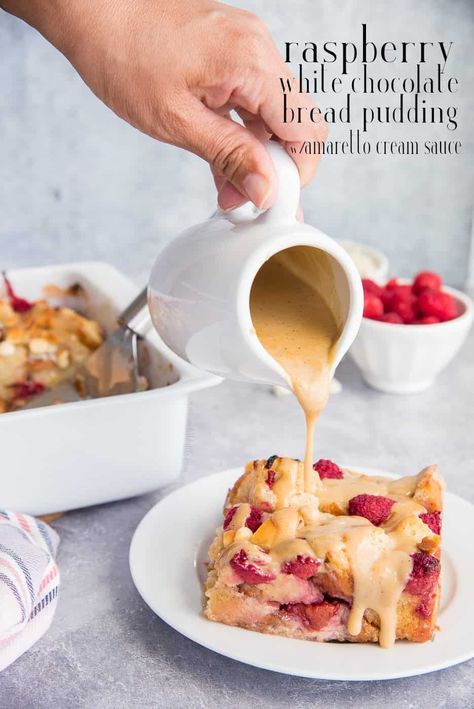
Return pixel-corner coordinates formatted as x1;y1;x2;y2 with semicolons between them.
259;141;300;226
216;141;300;226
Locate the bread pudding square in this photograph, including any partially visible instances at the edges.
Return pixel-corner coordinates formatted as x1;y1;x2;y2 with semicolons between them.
205;456;443;648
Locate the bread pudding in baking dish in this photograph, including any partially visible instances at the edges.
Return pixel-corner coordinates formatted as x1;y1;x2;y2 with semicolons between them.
205;456;443;648
0;275;103;412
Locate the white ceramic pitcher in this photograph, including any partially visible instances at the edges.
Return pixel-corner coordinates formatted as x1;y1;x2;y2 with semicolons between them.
148;142;363;390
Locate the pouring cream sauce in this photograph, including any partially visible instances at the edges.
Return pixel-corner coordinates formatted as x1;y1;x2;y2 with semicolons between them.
248;247;435;648
250;245;342;490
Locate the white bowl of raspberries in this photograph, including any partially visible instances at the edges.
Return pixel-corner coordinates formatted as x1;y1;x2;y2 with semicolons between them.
350;271;473;393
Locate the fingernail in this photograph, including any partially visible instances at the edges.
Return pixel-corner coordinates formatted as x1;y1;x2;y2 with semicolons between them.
220;199;248;212
218;181;247;211
242;173;274;210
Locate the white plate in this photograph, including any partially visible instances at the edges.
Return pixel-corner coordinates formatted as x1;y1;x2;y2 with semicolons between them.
129;466;474;681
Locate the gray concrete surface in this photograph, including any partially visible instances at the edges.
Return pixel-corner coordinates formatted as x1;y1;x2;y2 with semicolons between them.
1;330;473;709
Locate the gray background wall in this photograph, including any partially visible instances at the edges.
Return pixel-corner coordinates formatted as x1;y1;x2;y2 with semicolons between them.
1;0;473;287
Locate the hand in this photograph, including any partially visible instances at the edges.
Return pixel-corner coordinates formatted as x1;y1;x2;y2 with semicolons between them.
2;0;327;209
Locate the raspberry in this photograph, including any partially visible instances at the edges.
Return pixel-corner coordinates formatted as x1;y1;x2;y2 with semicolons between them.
382;286;417;322
380;291;391;310
405;552;440;595
362;279;384;298
363;291;383;320
223;505;262;532
383;289;417;323
286;601;340;631
245;507;263;532
392;298;417;323
381;284;413;306
380;312;403;324
419;511;441;535
385;278;399;290
348;494;395;526
11;380;45;400
303;601;340;630
415;316;441;325
390;284;413;297
230;549;275;585
3;274;34;313
282;555;321;579
417;290;457;322
223;506;237;530
313;459;344;480
266;470;276;489
416;594;436;619
413;271;442;295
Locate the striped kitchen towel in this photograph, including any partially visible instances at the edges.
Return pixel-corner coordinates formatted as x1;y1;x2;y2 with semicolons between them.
0;510;60;671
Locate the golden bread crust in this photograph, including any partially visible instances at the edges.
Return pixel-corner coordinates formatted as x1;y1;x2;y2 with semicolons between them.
0;291;103;411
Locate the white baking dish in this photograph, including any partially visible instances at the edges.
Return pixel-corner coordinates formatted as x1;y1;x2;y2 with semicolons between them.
0;262;219;515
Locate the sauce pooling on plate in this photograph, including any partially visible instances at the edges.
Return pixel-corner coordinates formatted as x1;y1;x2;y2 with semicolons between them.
250;246;342;490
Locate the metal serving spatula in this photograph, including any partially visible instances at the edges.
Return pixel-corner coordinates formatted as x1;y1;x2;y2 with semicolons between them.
24;288;149;409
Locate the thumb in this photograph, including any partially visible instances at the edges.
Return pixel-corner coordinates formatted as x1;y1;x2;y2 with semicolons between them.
177;101;277;209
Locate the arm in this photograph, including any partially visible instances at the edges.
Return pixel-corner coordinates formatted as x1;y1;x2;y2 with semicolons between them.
1;0;327;209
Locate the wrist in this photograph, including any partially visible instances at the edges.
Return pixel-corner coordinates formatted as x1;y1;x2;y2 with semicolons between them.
1;0;110;62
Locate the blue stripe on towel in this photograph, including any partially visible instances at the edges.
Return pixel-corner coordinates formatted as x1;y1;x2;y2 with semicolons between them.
36;521;55;555
0;544;35;604
0;572;26;623
30;586;58;619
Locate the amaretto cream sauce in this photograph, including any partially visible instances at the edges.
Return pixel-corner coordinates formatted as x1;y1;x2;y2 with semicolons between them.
250;246;342;488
